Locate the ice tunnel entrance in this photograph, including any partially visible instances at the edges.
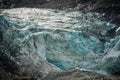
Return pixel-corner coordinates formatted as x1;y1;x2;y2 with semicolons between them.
0;8;120;75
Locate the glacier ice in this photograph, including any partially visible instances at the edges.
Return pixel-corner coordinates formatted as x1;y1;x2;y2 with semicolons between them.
0;8;120;76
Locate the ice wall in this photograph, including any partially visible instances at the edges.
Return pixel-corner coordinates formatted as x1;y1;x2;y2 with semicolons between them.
0;8;120;76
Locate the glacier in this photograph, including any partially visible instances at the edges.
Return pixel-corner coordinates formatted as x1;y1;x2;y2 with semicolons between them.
0;8;120;76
